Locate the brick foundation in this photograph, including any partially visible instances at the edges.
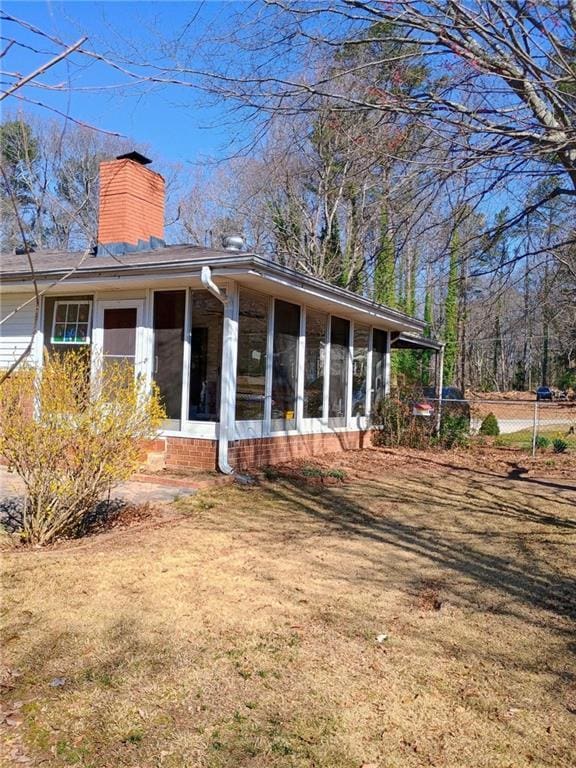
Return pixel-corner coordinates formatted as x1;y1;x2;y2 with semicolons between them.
164;430;370;471
165;437;219;471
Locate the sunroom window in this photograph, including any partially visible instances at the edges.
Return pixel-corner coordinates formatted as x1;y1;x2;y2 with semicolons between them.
304;309;327;419
271;299;300;431
236;289;269;421
51;301;92;344
371;328;387;405
352;324;369;416
328;316;350;425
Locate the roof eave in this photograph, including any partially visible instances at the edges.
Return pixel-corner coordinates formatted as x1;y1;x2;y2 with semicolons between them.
0;253;426;334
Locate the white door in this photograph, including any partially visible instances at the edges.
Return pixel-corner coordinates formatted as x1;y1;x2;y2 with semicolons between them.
92;300;147;382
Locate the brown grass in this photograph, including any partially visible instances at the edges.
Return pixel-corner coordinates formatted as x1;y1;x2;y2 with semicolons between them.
1;447;575;767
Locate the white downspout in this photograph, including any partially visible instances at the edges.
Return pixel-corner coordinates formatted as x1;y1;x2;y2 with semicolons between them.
201;267;236;475
201;265;228;306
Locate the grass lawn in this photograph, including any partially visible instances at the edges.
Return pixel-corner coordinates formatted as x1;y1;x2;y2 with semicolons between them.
494;427;576;451
1;447;575;767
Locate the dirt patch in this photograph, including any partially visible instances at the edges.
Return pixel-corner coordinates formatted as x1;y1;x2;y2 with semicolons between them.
2;447;575;768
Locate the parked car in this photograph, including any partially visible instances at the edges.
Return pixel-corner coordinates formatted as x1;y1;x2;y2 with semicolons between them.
536;386;553;401
417;387;471;421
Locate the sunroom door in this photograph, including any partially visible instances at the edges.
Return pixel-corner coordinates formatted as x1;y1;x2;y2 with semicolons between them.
92;300;147;382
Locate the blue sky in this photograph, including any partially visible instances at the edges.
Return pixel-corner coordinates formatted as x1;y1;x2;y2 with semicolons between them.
2;1;253;166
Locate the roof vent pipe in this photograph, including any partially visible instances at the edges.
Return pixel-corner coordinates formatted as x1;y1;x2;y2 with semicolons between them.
222;234;244;252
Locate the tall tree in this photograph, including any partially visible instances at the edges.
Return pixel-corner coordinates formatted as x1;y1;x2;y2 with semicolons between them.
373;205;396;306
443;229;460;385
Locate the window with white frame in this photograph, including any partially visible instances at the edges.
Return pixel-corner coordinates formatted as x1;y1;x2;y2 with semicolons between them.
236;289;269;420
271;299;300;431
352;324;369;416
303;309;327;419
51;301;92;344
371;328;387;404
328;315;350;425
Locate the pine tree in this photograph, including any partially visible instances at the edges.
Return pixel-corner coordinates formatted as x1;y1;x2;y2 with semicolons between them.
374;206;396;306
423;284;432;337
443;228;460;385
422;282;433;385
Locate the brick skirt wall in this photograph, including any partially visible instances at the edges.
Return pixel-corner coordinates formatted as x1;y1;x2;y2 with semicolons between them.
164;430;370;471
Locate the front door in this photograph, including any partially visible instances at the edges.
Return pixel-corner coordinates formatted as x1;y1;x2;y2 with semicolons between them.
92;300;147;382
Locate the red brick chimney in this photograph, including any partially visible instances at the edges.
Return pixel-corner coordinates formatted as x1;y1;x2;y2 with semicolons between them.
97;151;165;254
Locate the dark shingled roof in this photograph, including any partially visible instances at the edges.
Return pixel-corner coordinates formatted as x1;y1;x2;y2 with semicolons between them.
0;244;252;276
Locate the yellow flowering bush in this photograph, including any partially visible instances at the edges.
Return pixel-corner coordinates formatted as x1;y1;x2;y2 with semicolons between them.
0;350;165;545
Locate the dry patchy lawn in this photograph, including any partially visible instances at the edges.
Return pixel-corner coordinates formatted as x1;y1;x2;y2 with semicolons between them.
1;447;575;768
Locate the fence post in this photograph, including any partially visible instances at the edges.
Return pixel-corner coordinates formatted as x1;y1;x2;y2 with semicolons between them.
531;399;539;457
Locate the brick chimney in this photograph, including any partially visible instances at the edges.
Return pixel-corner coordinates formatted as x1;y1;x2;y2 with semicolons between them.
97;151;165;255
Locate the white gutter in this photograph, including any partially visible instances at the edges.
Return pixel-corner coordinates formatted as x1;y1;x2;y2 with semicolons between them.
243;269;424;334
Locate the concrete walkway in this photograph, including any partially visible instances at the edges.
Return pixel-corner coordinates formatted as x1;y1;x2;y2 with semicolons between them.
0;466;196;506
113;478;196;503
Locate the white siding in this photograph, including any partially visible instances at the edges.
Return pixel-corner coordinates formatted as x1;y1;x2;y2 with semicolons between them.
0;293;37;369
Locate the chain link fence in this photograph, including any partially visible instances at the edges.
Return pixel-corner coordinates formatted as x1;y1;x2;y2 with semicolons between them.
467;397;576;455
371;382;576;453
407;396;576;455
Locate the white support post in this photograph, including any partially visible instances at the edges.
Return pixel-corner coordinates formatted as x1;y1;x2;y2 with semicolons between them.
264;296;274;436
384;330;392;396
435;343;445;435
144;288;154;390
296;305;306;431
365;327;373;417
180;287;193;424
322;315;331;421
218;282;239;474
346;320;354;427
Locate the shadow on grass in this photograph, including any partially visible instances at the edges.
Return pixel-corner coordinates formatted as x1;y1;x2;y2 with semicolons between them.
255;472;576;622
369;448;576;512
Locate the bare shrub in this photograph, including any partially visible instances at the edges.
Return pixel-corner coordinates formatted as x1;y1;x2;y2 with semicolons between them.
372;394;469;449
0;351;165;545
371;396;432;449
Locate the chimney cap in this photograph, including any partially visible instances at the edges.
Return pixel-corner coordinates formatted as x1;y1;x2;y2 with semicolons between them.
115;150;152;165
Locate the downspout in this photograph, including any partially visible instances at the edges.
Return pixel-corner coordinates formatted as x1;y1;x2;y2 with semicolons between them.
201;266;235;475
201;265;227;306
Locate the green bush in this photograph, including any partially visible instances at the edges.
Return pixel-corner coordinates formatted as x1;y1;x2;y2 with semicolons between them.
438;413;470;448
535;435;550;450
552;438;568;454
479;412;500;436
558;369;576;390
